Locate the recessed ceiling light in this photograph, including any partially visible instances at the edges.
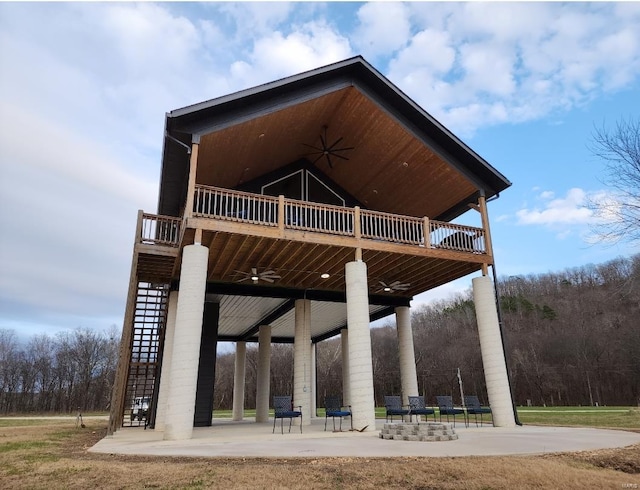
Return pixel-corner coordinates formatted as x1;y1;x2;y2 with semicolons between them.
320;273;330;279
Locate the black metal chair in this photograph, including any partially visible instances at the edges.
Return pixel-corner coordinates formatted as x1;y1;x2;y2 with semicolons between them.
384;395;410;422
324;396;352;431
464;395;492;427
408;395;436;424
272;395;302;434
436;395;468;427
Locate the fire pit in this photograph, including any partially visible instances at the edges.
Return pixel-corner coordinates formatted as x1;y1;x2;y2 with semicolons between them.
379;422;458;441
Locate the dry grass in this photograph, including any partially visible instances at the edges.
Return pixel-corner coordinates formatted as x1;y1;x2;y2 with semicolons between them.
1;420;639;489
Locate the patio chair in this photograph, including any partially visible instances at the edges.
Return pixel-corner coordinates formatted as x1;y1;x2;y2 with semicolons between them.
324;396;353;432
464;395;492;427
384;395;410;422
272;395;302;434
436;395;468;427
408;395;436;424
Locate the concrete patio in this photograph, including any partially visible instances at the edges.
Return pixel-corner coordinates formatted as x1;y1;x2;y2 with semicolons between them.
90;417;640;459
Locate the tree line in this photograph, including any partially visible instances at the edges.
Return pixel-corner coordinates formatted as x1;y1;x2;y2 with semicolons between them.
0;327;119;414
1;255;637;414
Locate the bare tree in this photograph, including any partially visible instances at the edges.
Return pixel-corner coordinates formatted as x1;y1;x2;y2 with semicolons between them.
588;117;640;243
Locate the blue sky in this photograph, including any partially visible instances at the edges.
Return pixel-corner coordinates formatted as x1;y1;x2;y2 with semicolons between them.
0;2;639;341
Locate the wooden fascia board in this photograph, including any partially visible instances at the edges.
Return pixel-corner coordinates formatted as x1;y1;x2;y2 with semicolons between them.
186;217;492;265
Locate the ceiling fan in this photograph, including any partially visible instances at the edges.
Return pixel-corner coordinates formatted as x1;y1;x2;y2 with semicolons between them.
234;268;281;284
377;280;410;293
303;125;354;169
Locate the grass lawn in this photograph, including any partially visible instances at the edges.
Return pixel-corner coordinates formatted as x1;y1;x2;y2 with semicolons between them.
215;406;640;430
516;406;640;430
1;408;638;489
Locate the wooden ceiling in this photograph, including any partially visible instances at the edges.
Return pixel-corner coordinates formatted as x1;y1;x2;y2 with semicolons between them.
170;228;483;302
195;86;477;220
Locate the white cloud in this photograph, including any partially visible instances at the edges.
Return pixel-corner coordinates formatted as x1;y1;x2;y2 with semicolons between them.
539;191;555;200
385;2;640;135
353;2;410;59
516;188;593;226
217;2;296;40
230;20;353;88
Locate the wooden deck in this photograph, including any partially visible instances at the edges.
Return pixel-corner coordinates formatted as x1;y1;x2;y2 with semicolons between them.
133;186;492;298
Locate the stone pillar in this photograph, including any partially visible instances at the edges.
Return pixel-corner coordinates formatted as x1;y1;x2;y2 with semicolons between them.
473;275;516;427
154;290;178;431
232;341;246;421
310;342;317;418
255;325;271;423
396;306;419;405
293;299;312;425
164;244;208;440
345;260;376;431
341;328;350;406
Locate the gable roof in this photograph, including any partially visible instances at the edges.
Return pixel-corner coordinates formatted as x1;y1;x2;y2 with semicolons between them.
158;55;511;220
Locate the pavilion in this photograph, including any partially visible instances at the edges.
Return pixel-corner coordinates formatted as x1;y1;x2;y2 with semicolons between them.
107;56;516;439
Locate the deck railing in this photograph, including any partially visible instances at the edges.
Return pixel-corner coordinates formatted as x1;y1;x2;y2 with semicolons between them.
194;185;279;226
430;221;486;253
285;198;354;235
360;209;424;245
187;184;486;253
140;214;182;247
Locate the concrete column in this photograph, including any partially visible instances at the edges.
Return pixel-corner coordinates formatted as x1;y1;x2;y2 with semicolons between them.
310;342;317;418
341;328;350;406
345;260;376;431
473;275;516;427
164;244;208;440
232;341;246;421
154;290;178;431
396;306;419;405
255;325;271;423
293;299;312;425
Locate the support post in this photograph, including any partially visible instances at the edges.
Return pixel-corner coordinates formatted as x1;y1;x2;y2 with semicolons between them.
255;325;272;423
232;341;247;421
311;342;317;418
184;141;200;219
396;306;418;405
478;195;494;259
278;195;285;234
473;275;516;427
345;260;376;431
341;328;350;406
154;290;178;431
294;299;312;425
164;243;208;440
